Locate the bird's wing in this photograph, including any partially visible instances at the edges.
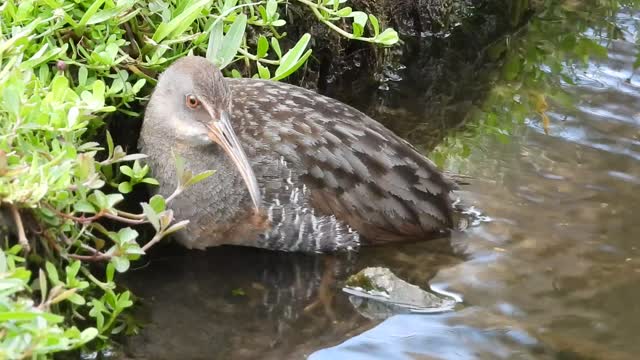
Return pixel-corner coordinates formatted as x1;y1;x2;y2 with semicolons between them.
229;79;454;243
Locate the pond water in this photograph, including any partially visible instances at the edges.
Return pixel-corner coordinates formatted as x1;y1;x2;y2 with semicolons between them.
119;3;640;359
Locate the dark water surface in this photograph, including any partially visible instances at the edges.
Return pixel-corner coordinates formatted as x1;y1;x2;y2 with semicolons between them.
120;4;640;360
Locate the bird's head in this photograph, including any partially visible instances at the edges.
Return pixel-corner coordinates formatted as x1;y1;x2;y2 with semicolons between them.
146;56;261;210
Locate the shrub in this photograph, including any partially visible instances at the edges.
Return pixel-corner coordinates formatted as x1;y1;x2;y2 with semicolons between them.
0;0;398;357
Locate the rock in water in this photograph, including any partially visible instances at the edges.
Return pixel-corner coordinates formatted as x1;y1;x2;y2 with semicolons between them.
343;267;459;319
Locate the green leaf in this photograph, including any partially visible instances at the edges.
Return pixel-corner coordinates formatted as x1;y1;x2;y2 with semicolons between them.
45;262;60;285
116;291;133;308
266;0;277;20
272;50;312;81
51;75;69;99
67;260;82;279
106;263;116;282
150;195;166;213
0;311;63;323
2;85;20;116
92;80;106;105
88;0;135;25
257;5;268;23
152;0;211;43
74;200;96;214
257;35;269;58
271;37;282;59
111;256;130;273
351;11;367;37
51;288;78;304
105;193;124;209
78;0;105;28
89;190;108;209
106;131;114;159
206;19;224;63
67;293;86;305
38;269;47;303
183;170;215;188
368;14;380;36
374;28;399;46
222;0;239;11
117;153;148;163
141;177;160;185
257;62;271;79
275;33;311;78
131;79;146;95
80;328;99;343
218;14;247;68
173;152;187;185
120;165;133;177
163;220;190;237
337;7;352;17
141;203;160;231
116;228;138;244
118;181;133;194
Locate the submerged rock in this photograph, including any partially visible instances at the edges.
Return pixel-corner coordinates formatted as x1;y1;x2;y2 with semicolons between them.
343;267;459;319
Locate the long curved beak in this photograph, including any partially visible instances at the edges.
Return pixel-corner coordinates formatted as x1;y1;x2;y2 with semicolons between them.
205;110;261;211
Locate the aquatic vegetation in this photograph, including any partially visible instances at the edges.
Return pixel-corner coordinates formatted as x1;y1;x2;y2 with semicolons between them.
0;0;397;357
432;0;640;169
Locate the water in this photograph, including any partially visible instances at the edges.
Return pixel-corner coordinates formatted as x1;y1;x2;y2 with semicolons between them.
119;3;640;359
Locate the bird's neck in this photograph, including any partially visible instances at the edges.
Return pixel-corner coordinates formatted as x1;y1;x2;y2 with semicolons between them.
141;128;250;224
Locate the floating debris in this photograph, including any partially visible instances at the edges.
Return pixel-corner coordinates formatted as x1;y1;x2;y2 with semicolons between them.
343;267;460;319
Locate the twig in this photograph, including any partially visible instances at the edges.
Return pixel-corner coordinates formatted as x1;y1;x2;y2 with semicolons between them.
59;231;113;261
68;253;112;261
165;187;182;203
103;212;146;225
116;209;145;220
47;205;147;225
9;204;30;252
141;232;164;252
53;207;105;224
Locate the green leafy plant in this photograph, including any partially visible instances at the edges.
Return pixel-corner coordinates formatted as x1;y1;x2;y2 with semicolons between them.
432;0;637;167
1;0;399;357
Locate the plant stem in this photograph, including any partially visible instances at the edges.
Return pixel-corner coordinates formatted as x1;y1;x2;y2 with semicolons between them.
237;48;280;65
116;209;145;220
9;204;30;252
165;187;182;203
50;205;146;225
80;266;113;290
103;212;146;225
141;232;164;252
296;0;378;43
68;253;112;261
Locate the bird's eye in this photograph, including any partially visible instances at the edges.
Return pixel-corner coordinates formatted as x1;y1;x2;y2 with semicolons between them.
185;94;200;109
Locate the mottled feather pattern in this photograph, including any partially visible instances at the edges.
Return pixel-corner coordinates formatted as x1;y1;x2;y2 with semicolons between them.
140;56;453;252
253;155;360;252
227;79;454;244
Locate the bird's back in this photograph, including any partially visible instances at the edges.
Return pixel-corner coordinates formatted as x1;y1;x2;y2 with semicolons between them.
227;79;454;251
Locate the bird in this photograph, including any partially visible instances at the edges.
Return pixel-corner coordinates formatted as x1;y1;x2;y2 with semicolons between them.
139;56;455;253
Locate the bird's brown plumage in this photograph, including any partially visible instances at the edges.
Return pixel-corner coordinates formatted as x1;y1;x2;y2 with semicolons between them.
139;56;454;252
227;78;455;243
